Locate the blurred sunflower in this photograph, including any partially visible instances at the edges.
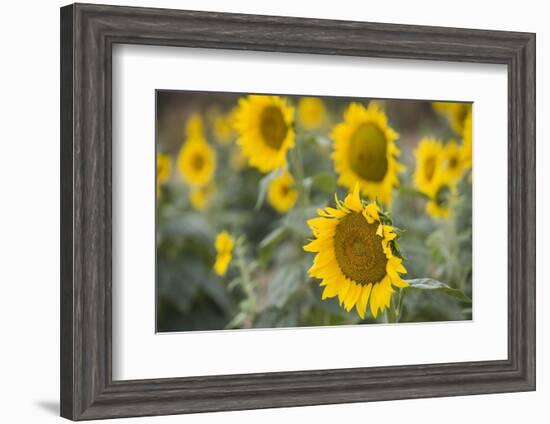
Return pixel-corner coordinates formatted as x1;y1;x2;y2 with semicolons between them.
214;231;234;276
189;184;215;210
233;95;295;173
267;171;298;213
303;184;408;319
432;102;472;134
177;138;216;186
331;102;403;205
442;140;465;182
298;97;326;130
426;173;456;219
461;110;472;171
157;152;172;184
213;109;236;145
413;137;444;197
185;113;206;140
156;152;172;196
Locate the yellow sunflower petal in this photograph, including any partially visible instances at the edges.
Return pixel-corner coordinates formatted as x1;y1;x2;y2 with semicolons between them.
391;277;409;288
303;237;333;253
378;276;394;310
369;282;381;318
343;282;361;311
322;282;340;299
344;183;362;212
355;284;373;319
364;203;380;223
337;277;351;305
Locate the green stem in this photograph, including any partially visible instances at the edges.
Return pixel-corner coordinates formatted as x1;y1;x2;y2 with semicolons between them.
235;238;256;316
386;305;397;323
290;138;310;207
387;288;405;324
396;288;405;322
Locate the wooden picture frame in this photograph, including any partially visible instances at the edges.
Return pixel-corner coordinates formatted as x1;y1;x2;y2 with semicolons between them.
60;3;535;420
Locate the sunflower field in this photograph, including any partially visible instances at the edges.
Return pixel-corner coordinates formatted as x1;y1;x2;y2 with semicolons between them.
156;91;472;332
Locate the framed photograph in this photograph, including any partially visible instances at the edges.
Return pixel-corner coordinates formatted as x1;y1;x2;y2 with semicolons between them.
60;3;535;420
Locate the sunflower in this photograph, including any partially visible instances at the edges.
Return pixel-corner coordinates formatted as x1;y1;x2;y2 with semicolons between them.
233;95;295;173
461;110;472;171
303;184;408;319
432;102;472;134
157;152;172;184
331;102;403;205
441;140;465;182
156;152;172;196
267;171;298;213
189;184;214;210
185;113;206;140
177;138;216;186
214;231;234;276
213;109;236;145
426;172;456;219
298;97;326;130
413;137;444;197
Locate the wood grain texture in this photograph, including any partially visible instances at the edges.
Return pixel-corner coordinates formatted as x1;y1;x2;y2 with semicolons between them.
60;3;536;420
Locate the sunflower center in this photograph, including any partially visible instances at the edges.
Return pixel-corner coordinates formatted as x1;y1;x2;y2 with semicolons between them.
191;153;205;172
348;123;388;182
424;156;436;181
260;106;288;150
449;156;458;170
280;183;290;198
334;212;388;285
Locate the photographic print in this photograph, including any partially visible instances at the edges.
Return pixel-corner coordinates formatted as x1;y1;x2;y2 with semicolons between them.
156;91;472;333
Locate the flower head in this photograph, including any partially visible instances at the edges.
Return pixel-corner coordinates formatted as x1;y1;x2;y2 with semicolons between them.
177;138;216;186
233;95;295;173
189;184;215;210
156;152;172;197
413;137;444;197
331;102;403;205
303;184;408;319
157;152;172;184
213;109;236;145
185;113;206;140
425;172;456;219
267;171;298;213
432;102;472;135
214;231;234;276
442;140;466;182
298;97;326;130
414;138;461;219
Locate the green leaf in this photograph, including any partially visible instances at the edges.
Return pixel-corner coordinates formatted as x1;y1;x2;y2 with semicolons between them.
255;168;283;210
267;265;304;308
397;185;431;200
225;312;247;329
259;226;288;251
405;278;471;302
258;226;288;266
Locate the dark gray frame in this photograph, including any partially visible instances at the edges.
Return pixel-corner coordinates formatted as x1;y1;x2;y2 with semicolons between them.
60;3;536;421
